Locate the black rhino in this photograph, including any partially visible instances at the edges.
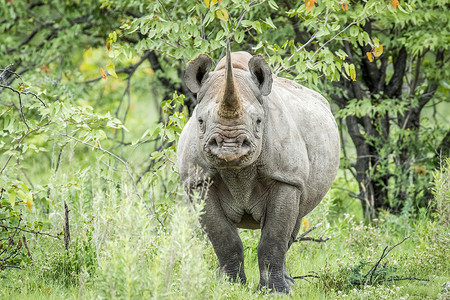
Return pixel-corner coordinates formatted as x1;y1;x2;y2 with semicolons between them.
177;43;340;293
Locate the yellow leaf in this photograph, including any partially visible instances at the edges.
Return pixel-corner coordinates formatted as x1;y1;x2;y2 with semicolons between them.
216;7;228;22
366;52;374;62
349;64;356;81
302;219;310;231
305;0;317;12
26;192;33;211
100;67;106;80
373;44;383;57
106;61;118;79
204;0;217;8
391;0;399;9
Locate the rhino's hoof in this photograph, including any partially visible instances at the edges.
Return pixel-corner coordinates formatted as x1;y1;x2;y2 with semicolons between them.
284;273;295;286
258;280;291;294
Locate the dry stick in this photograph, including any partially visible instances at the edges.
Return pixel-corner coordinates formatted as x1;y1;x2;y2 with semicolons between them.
22;235;33;265
0;224;60;239
294;222;330;243
63;201;70;251
293;274;320;280
0;82;47;107
365;236;410;284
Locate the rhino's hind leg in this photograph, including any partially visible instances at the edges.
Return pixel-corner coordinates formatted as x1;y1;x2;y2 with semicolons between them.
201;193;247;283
258;183;300;293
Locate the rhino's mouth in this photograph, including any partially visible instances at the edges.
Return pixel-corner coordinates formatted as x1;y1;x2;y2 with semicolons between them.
204;132;253;163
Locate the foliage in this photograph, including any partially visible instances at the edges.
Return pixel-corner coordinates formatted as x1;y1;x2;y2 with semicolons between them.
0;0;449;298
431;158;450;226
45;227;97;286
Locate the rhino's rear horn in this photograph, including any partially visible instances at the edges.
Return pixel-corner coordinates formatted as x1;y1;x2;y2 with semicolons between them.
185;54;213;94
249;56;273;97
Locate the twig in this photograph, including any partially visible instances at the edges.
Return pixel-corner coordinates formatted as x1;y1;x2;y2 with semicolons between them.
297;236;330;242
1;264;21;269
0;122;52;175
0;224;60;239
157;0;172;22
293;274;320;280
22;235;33;264
363;236;412;285
308;12;377;63
382;277;429;282
82;52;150;84
63;201;70;251
0;83;47;107
53;132;152;216
294;222;330;242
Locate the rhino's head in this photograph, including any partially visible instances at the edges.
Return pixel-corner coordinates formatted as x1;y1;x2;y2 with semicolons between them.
184;43;272;169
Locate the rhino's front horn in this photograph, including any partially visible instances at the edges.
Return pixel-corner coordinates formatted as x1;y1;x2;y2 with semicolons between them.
218;41;243;119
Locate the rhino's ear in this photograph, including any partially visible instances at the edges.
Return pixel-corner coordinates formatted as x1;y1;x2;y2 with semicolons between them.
184;54;213;94
249;55;273;96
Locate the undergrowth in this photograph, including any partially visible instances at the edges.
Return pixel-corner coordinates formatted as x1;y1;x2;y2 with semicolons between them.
0;160;449;299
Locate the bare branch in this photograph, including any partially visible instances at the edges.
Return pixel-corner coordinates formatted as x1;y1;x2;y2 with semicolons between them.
364;236;410;284
308;12;377;62
0;224;60;239
294;222;331;243
22;236;33;264
53;132;153;217
0;122;52;175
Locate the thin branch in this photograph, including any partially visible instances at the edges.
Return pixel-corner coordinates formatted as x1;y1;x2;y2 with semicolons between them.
294;222;330;243
309;12;377;63
364;236;410;284
82;51;150;84
0;224;60;239
54;132;152;216
7;28;40;54
157;0;172;22
293;274;320;280
22;235;33;264
0;265;21;269
0;83;47;106
0;122;52;175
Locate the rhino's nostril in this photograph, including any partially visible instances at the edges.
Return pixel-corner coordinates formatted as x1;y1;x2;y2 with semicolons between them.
208;136;221;151
242;138;251;149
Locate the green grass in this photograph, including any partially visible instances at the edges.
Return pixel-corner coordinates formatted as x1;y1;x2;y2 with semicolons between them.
1;150;449;299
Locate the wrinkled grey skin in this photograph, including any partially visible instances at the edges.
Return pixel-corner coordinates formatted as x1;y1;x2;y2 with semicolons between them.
177;48;340;293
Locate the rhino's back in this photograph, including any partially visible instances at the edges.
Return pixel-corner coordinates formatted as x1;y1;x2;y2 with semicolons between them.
261;76;340;216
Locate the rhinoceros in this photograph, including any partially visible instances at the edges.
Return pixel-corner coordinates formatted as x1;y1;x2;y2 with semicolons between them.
177;43;340;293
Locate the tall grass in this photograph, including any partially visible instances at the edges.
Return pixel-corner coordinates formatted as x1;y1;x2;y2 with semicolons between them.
1;156;449;299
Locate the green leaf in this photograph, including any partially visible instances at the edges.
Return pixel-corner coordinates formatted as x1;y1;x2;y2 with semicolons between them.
235;30;244;43
8;190;16;207
106;61;118;79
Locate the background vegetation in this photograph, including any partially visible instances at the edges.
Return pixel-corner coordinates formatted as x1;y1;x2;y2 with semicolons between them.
0;0;448;298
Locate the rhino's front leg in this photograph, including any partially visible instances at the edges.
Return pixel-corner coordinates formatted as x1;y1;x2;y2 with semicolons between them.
201;191;247;283
258;183;300;293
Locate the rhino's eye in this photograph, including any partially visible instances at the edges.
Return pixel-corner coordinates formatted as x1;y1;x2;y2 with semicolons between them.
256;118;262;125
198;118;204;125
